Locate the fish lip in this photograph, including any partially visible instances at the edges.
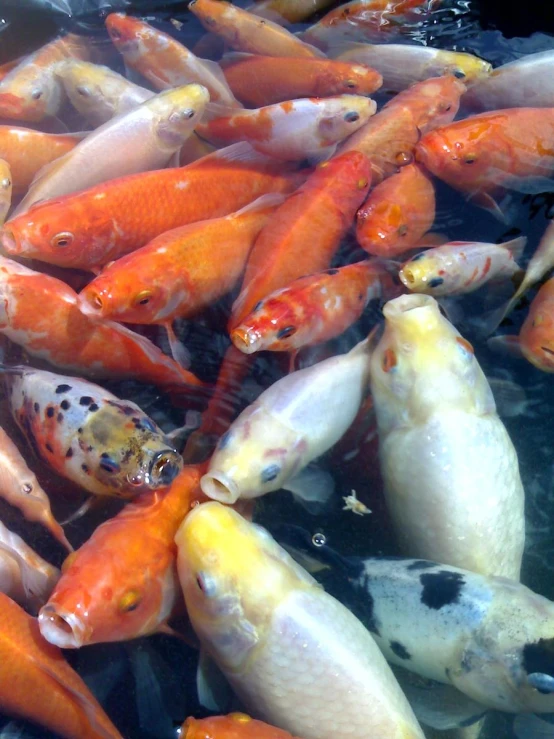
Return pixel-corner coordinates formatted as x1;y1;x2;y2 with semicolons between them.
230;327;261;354
0;227;19;255
76;291;106;320
38;604;89;648
384;293;436;318
200;471;240;504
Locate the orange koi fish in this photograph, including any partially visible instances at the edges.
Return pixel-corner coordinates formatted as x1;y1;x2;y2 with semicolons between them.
230;151;372;328
356;163;435;257
2;143;301;271
0;57;25;82
188;0;325;58
0;520;59;611
0;425;71;551
340;76;464;183
231;260;396;354
197;95;375;161
220;53;382;108
182;713;301;738
0;125;80;195
105;14;240;106
0;34;90;122
38;464;202;647
0;592;123;738
0;256;206;390
4;366;183;499
78;195;281;361
0;157;11;225
415;108;554;219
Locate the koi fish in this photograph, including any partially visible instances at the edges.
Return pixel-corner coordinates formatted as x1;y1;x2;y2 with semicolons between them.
201;336;372;506
59;59;153;126
250;0;334;23
38;465;201;648
220;53;382;108
333;42;490;91
0;125;81;195
340;76;465;183
368;294;525;579
0;425;71;551
399;236;526;295
197;95;376;161
230;260;396;354
182;713;301;738
0;34;90;122
415;108;554;219
356;163;436;257
0;592;123;738
0;158;11;225
3;365;183;498
0;520;59;612
13;84;210;216
105;13;240;107
230;151;371;327
188;0;326;58
0;57;25;82
78;195;282;363
2;142;301;271
0;256;206;390
463;50;554;112
175;502;425;739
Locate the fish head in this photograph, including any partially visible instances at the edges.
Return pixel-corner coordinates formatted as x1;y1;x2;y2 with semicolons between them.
430;52;492;85
314;62;383;98
152;84;210;151
415;114;510;194
312;151;372;224
38;534;177;647
230;294;300;353
520;283;554;372
411;75;467;132
105;13;153;62
175;501;316;671
399;250;450;295
317;94;377;145
59;60;124;122
0;67;62;122
369;293;495;429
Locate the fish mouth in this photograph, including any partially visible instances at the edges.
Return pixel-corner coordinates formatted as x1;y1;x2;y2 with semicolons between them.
200;471;240;504
230;327;261;354
0;227;19;255
384;293;436;317
38;604;89;648
77;290;107;319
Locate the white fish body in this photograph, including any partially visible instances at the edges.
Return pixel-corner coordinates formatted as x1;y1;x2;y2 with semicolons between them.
201;336;371;503
368;294;525;580
12;83;209;216
175;501;426;739
399;237;526;296
0;158;11;226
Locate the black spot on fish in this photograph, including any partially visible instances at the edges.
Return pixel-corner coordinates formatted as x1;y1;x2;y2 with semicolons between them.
359;575;381;636
78;427;83;434
55;384;71;394
81;464;89;473
523;639;554;691
358;293;364;300
65;448;73;458
218;431;231;450
408;560;437;571
45;443;53;454
420;571;465;610
33;402;39;414
276;326;296;340
60;400;70;410
79;396;93;406
57;413;63;423
326;268;339;275
390;641;411;660
261;464;281;483
46;407;54;418
428;277;445;288
88;403;99;412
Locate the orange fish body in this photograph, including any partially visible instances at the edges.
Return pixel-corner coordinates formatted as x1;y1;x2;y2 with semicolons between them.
231;260;394;353
78;196;280;326
416;108;554;213
2;144;299;271
0;34;90;121
356;163;435;257
230;151;372;327
221;54;382;107
518;277;554;372
252;0;335;23
189;0;325;58
0;126;80;196
0;256;206;390
383;74;465;134
38;464;202;648
182;713;300;738
0;592;122;738
0;57;24;82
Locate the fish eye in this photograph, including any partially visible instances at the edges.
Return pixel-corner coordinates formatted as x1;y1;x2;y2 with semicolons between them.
395;151;413;166
182;108;196;119
134;290;152;306
382;348;397;373
51;232;73;248
119;590;142;612
99;454;121;474
357;178;369;189
276;325;296;340
195;571;217;597
261;464;281;483
464;153;477;164
398;224;409;237
443;104;452;112
532;314;544;327
31;89;43;100
1;177;10;190
344;111;360;123
453;69;466;79
345;79;357;89
76;85;91;98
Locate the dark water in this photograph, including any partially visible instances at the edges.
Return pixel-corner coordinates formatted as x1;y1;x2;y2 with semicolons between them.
0;1;553;737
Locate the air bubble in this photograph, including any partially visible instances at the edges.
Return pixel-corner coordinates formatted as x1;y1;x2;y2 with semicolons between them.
312;532;326;547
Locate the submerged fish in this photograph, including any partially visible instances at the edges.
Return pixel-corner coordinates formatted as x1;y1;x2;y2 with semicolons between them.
182;714;301;738
3;366;183;498
175;502;425;739
368;294;525;580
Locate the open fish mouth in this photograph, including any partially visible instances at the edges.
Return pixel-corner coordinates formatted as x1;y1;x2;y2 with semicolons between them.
0;228;19;255
38;604;90;648
200;470;240;504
